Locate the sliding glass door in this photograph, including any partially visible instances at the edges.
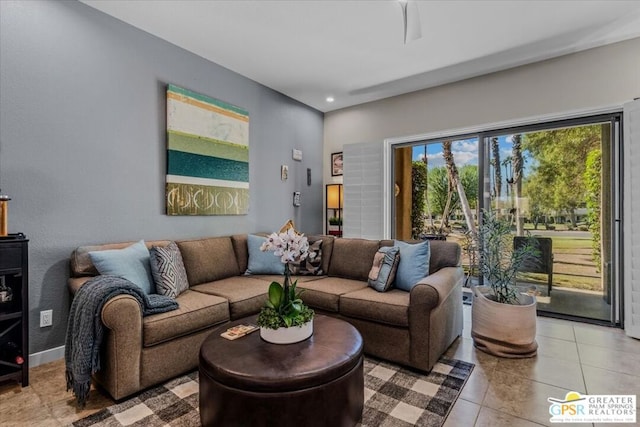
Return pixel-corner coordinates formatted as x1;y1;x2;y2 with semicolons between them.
392;113;622;325
481;116;621;323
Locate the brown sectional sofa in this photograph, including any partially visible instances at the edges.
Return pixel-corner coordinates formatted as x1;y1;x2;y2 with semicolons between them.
68;234;464;400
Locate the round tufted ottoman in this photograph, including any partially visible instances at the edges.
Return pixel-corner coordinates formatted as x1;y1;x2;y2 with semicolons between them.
199;314;364;427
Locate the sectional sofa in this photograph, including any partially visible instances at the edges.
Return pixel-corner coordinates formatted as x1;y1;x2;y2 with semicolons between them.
68;234;464;400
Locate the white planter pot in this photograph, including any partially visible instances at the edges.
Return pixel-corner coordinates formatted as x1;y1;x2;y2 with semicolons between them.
260;320;313;344
471;286;538;358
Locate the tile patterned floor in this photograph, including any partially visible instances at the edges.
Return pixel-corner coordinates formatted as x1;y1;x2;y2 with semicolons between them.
1;305;639;426
444;306;640;427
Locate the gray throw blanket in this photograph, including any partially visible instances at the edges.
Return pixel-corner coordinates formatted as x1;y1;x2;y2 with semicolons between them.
65;275;178;407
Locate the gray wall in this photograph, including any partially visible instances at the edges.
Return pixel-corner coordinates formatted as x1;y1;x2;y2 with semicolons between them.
0;0;324;354
323;37;640;177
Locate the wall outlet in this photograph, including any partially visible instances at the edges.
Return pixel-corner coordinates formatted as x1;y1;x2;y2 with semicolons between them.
40;310;53;327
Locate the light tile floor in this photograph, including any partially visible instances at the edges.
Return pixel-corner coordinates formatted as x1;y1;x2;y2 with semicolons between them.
444;306;640;427
1;305;638;426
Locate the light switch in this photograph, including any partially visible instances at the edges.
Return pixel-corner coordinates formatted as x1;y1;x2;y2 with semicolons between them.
292;149;303;161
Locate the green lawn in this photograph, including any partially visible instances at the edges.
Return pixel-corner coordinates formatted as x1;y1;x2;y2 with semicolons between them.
534;236;592;250
454;231;602;293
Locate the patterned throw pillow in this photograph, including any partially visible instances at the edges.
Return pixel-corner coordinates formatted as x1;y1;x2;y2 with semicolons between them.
290;240;323;276
149;242;189;298
368;246;401;292
279;219;296;233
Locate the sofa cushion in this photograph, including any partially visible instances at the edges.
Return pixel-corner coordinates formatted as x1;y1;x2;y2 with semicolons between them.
381;239;460;275
191;277;270;319
245;275;324;284
394;240;430;291
246;234;285;275
70;240;171;277
177;237;240;286
231;234;249;273
143;289;229;347
297;277;368;312
368;246;400;292
290;239;323;275
428;240;461;273
89;240;155;294
340;287;409;327
327;238;380;281
149;242;189;298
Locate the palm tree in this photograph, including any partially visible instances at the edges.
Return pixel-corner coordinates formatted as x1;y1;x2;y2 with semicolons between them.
443;141;477;234
512;134;525;236
440;169;454;233
423;146;435;231
491;137;502;212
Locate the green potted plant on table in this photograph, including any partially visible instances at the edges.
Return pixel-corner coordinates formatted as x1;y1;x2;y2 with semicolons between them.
471;209;540;358
257;228;315;344
328;217;342;226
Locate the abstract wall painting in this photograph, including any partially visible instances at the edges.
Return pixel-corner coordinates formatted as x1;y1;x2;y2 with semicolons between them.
166;84;249;215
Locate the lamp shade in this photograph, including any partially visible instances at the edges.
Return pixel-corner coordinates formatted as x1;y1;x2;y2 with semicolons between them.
327;184;343;209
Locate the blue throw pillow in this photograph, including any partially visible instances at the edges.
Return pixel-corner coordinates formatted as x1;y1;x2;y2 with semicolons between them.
393;240;430;291
89;240;155;294
246;234;285;275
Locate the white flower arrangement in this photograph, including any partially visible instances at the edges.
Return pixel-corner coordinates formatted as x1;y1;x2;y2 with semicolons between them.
260;228;313;265
257;228;316;329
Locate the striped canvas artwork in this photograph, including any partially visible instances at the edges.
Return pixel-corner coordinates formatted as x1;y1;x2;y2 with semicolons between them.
166;84;249;215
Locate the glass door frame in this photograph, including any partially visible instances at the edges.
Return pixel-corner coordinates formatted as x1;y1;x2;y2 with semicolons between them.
477;113;622;326
387;112;623;326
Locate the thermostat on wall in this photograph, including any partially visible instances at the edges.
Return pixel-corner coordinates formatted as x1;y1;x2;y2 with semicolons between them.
292;149;303;161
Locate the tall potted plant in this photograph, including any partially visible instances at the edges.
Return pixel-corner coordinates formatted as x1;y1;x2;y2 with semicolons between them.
471;209;540;358
257;228;315;344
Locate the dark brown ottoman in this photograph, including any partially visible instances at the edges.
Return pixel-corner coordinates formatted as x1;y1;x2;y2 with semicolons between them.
199;315;364;427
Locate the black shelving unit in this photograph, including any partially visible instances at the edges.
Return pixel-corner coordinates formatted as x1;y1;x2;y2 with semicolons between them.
0;234;29;386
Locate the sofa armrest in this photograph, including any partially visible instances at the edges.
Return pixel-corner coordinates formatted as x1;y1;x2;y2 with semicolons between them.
96;294;143;400
410;267;462;306
408;266;464;371
67;277;91;296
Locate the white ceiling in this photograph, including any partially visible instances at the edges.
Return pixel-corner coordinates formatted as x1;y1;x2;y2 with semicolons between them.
82;0;640;113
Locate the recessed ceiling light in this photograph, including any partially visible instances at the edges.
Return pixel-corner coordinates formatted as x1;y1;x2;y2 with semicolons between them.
326;96;335;103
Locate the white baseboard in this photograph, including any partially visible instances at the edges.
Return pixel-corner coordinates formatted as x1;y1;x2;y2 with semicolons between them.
29;345;65;367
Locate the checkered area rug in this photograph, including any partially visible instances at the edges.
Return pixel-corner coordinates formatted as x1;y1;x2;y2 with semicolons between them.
360;357;473;426
74;357;473;427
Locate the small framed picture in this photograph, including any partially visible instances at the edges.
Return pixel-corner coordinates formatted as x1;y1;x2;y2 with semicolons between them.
281;165;288;181
331;152;343;177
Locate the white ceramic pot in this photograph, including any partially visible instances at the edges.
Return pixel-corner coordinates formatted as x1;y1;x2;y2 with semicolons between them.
260;320;313;344
471;285;538;358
